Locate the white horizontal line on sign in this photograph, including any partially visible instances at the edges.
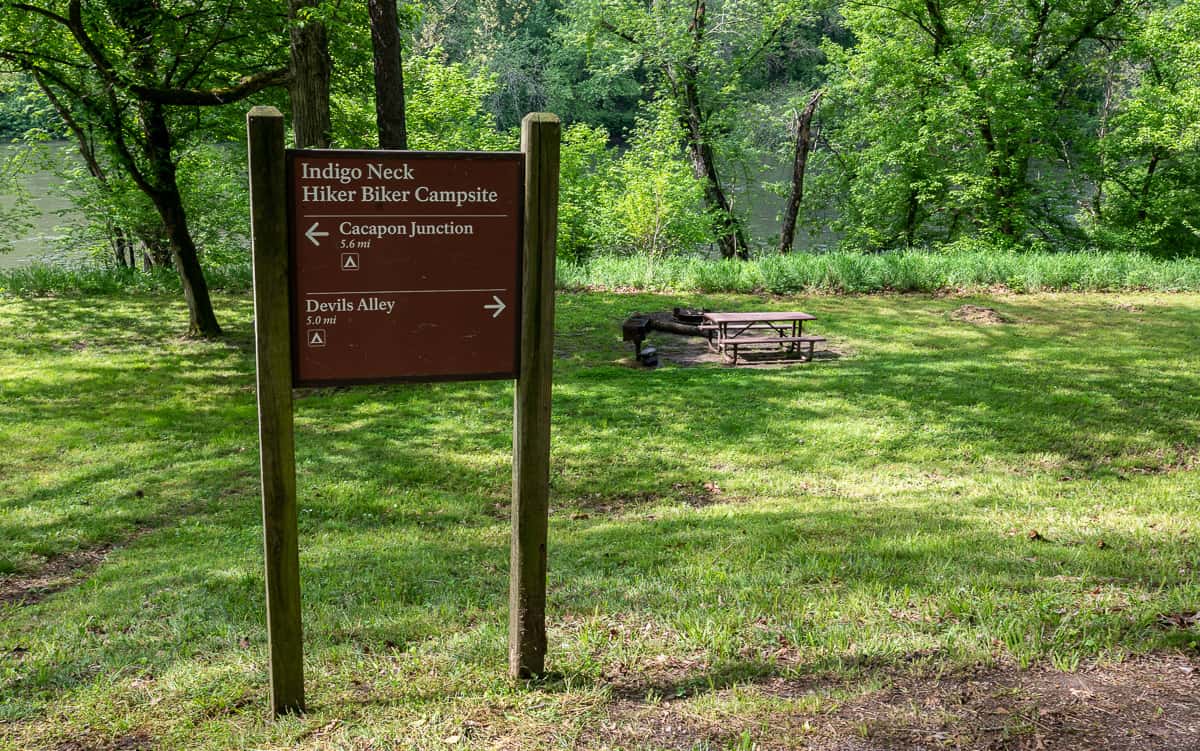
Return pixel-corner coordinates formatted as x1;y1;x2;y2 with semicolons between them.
302;214;509;218
306;288;507;295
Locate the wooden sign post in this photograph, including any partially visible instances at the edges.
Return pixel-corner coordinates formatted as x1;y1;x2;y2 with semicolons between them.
247;106;559;714
247;106;305;715
509;113;559;679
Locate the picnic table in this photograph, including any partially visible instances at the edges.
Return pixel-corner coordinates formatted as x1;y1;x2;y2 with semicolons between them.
701;311;825;365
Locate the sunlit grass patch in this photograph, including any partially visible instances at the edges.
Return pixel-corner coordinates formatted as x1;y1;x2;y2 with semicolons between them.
1;290;1198;749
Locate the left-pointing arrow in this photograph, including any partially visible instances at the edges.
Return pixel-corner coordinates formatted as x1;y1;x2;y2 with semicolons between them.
305;222;330;246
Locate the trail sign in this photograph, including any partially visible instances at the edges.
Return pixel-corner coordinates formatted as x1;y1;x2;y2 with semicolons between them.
287;150;523;385
249;107;559;717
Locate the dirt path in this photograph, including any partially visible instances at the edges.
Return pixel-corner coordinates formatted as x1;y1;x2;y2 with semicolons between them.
580;654;1200;750
0;543;123;607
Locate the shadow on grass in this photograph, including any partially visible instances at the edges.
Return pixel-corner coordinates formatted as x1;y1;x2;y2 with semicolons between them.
2;492;1184;713
3;292;1199;722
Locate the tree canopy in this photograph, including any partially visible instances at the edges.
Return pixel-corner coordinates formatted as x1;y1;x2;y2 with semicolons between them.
2;0;1199;331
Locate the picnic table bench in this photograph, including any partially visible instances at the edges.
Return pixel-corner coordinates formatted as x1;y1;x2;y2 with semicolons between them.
701;311;825;365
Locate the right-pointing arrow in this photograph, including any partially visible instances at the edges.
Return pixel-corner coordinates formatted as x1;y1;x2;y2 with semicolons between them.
483;295;506;318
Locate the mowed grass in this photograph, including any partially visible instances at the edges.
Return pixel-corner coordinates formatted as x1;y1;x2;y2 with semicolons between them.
0;290;1198;749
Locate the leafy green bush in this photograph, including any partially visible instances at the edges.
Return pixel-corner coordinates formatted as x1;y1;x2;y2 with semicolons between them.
595;102;713;258
557;122;617;263
177;144;250;267
405;50;518;152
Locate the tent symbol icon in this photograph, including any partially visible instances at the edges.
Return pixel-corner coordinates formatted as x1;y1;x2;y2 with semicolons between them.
307;329;326;347
341;252;360;271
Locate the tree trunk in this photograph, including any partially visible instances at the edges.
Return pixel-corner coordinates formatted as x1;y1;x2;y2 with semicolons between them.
368;0;407;149
155;188;222;337
978;116;1018;237
902;189;920;246
141;102;222;337
679;76;749;259
47;11;216;330
288;0;332;148
674;0;750;260
1136;150;1160;222
778;90;822;254
112;226;135;268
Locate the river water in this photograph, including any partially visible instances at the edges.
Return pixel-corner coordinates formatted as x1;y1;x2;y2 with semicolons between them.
0;142;826;270
0;142;85;269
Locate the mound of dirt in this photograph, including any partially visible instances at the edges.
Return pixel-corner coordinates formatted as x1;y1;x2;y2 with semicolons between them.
951;304;1010;325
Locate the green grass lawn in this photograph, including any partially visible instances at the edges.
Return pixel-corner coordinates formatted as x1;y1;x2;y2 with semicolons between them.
1;290;1198;749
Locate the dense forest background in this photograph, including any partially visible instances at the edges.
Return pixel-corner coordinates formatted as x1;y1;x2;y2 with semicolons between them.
1;0;1198;277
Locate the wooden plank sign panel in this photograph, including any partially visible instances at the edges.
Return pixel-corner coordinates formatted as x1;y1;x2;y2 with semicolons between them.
287;150;523;385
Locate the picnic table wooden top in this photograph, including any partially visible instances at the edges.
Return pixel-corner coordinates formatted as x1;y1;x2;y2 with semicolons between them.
702;311;816;324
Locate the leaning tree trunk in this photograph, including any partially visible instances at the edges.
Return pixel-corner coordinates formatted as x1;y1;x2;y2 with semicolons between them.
368;0;407;149
679;74;750;259
112;226;135;268
153;188;223;337
673;0;750;260
289;0;332;148
778;90;822;255
142;102;222;337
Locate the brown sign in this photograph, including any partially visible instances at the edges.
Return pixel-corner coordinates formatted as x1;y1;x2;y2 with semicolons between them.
286;150;523;385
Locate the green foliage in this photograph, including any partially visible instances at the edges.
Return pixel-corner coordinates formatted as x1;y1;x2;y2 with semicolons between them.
542;41;644;138
816;0;1136;250
19;140;248;269
0;73;60;140
0;1;286;253
0;143;33;255
558;247;1200;294
557;122;618;262
177;144;251;267
34;142;166;265
0;262;251;296
595;103;713;257
10;241;1200;299
1086;0;1200;257
557;105;715;263
5;0;1200;275
559;0;818;257
404;49;517;151
325;0;380;148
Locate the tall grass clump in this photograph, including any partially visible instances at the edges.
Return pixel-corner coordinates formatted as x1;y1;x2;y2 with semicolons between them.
0;262;252;296
689;258;761;293
559;249;1200;295
9;250;1198;299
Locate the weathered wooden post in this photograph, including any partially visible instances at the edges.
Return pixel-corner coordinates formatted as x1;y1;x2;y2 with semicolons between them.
509;112;560;679
247;105;305;715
